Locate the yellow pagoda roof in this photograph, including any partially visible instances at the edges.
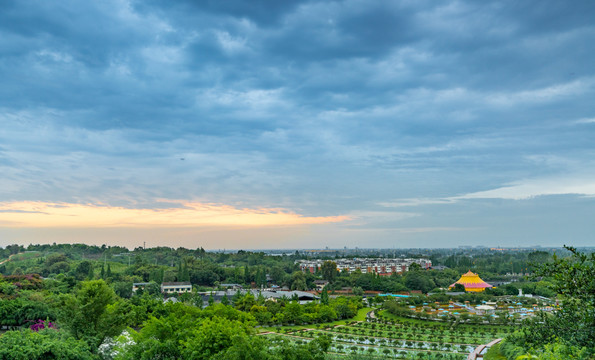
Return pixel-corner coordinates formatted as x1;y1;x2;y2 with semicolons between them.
449;270;492;291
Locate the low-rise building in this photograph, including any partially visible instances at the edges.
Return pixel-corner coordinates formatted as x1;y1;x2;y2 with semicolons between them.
313;280;329;291
220;283;243;290
161;281;192;294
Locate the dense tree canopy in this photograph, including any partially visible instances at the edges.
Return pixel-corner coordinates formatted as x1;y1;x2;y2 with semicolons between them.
0;329;95;360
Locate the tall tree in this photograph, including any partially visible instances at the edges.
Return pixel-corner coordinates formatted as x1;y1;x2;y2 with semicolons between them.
321;261;338;283
74;261;92;281
320;289;329;305
290;271;307;291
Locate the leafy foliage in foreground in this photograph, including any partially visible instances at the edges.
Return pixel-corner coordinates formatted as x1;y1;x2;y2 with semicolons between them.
498;246;595;359
56;280;131;350
0;329;96;360
114;302;329;360
498;338;591;360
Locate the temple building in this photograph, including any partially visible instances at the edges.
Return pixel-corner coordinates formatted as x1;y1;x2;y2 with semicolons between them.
449;270;493;292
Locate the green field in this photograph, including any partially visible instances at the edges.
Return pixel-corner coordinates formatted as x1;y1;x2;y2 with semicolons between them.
259;309;510;359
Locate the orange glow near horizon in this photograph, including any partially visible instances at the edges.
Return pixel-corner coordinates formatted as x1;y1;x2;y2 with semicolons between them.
0;201;350;228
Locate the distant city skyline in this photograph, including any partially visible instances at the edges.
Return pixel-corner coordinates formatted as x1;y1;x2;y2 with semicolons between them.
1;1;595;249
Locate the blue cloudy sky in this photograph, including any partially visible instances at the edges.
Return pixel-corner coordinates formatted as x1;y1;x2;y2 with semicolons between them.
1;0;594;249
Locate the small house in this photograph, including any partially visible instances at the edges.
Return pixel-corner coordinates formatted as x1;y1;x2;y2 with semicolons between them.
314;280;329;291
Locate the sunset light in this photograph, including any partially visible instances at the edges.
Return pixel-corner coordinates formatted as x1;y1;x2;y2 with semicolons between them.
0;201;350;228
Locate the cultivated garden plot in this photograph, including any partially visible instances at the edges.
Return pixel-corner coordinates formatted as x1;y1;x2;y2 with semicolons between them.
263;310;512;359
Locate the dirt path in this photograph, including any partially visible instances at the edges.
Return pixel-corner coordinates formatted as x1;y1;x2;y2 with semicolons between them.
0;253;17;265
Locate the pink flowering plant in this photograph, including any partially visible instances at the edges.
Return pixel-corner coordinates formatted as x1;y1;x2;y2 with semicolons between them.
30;319;55;332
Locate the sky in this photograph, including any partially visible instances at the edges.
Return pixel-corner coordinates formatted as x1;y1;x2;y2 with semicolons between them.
1;0;595;249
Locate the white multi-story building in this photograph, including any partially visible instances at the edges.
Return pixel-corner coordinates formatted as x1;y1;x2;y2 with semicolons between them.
297;258;431;275
161;281;192;293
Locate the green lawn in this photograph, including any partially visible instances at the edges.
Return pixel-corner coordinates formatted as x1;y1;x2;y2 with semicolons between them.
353;307;373;321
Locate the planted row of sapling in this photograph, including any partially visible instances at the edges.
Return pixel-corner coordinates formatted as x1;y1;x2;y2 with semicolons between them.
261;305;512;359
265;333;469;359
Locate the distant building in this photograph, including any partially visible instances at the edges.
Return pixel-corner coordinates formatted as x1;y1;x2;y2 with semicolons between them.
297;258;432;275
475;304;496;315
449;271;493;292
132;282;150;292
198;289;318;305
313;280;329;291
220;283;243;290
161;282;192;294
430;265;448;271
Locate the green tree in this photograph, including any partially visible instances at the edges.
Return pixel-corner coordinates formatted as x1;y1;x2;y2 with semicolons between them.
74;261;93;281
178;261;190;282
504;246;595;357
0;297;55;328
321;261;338;282
57;280;130;350
273;336;330;360
235;293;256;312
112;281;133;299
143;281;161;296
221;293;229;306
119;306;200;359
0;329;95;360
290;271;307;291
45;253;68;268
283;303;304;324
49;261;70;275
405;271;435;293
320;289;329;305
182;317;250;359
270;265;286;285
211;335;274;360
452;283;466;292
352;286;364;296
333;297;357;319
318;305;337;322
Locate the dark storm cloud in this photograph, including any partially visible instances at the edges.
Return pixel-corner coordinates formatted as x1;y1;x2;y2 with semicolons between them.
136;0;306;27
1;0;595;247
